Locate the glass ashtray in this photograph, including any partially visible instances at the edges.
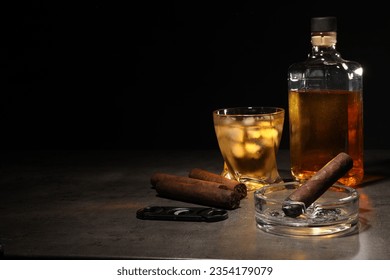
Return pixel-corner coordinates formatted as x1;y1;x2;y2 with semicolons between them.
254;181;359;237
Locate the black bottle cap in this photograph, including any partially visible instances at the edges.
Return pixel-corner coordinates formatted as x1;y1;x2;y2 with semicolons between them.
311;16;337;32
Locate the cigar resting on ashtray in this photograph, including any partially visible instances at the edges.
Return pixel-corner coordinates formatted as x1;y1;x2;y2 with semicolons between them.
150;173;241;210
282;152;354;218
188;168;247;199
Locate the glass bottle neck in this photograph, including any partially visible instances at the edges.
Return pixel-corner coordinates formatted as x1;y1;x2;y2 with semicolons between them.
312;44;337;53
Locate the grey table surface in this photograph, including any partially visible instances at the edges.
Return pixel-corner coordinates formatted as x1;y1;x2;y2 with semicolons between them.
0;149;389;260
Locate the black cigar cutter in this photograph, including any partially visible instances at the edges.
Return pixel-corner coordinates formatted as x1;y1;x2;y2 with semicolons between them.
136;206;228;222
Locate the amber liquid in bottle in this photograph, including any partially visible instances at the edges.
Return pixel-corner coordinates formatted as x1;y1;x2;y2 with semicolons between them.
288;89;364;187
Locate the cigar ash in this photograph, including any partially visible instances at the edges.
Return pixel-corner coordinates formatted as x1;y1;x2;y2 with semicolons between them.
281;199;306;218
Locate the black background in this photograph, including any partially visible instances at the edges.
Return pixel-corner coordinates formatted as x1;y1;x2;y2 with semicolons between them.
4;1;390;151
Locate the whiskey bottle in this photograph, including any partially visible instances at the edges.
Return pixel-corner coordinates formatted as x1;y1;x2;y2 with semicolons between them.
287;16;364;187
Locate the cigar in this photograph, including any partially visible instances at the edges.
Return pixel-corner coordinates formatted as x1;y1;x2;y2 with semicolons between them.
282;152;354;218
188;168;247;199
151;173;241;210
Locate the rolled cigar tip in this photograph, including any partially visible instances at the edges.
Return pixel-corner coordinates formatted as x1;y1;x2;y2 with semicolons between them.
282;152;354;218
188;168;247;199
